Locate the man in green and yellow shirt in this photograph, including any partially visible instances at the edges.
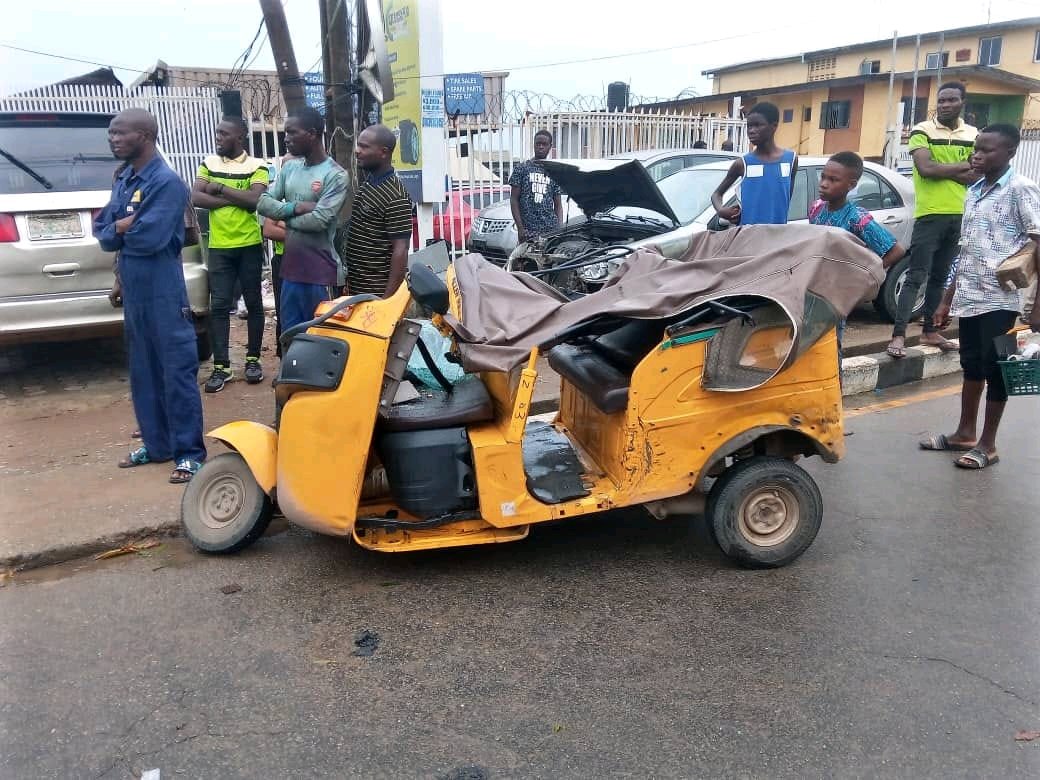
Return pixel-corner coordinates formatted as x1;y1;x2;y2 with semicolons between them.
887;82;979;358
192;116;269;391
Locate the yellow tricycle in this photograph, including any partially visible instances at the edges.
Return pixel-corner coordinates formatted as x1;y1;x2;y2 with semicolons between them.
181;225;883;567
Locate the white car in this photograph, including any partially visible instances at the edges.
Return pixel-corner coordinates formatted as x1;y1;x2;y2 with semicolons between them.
467;148;740;265
0;111;210;354
525;157;921;320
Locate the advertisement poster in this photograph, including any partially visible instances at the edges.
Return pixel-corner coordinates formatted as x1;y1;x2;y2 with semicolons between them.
382;0;422;200
303;71;326;116
421;88;444;129
444;73;485;116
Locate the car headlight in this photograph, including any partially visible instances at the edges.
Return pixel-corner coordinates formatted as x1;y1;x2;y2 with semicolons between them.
578;261;609;282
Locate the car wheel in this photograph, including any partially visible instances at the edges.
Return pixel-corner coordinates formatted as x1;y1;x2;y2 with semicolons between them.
194;315;212;363
707;456;823;568
181;452;273;554
874;257;925;323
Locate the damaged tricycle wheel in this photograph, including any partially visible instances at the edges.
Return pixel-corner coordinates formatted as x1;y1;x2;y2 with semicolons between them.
180;452;273;553
707;456;822;568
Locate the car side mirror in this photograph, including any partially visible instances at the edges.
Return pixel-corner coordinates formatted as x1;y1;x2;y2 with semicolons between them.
407;263;450;314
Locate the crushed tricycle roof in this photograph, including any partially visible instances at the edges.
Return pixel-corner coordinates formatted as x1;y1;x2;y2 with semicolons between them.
444;223;885;381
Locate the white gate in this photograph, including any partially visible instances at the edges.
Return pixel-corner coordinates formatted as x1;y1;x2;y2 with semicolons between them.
433;107;747;257
245;117;289;165
0;84;223;185
531;111;747;160
1018;128;1040;183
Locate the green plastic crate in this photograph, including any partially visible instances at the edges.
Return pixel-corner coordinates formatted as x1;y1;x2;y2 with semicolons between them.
998;359;1040;396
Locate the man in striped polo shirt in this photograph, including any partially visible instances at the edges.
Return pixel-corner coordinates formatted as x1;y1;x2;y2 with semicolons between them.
343;125;412;297
192;116;269;392
887;82;979;359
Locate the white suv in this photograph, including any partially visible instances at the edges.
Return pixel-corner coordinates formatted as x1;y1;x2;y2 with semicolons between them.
0;112;210;356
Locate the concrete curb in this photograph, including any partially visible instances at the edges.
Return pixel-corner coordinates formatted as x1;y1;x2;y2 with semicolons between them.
841;328;1038;396
1;522;181;573
841;342;963;396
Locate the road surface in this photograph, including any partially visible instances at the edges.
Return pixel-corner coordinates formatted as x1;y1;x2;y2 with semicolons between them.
2;377;1038;778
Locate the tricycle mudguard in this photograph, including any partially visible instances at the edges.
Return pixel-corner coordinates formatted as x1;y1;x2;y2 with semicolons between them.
207;421;278;496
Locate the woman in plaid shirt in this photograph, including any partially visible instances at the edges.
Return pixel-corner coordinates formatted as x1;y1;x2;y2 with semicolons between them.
921;124;1040;469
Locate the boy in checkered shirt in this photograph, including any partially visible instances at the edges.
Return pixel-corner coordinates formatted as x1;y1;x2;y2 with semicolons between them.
922;124;1040;469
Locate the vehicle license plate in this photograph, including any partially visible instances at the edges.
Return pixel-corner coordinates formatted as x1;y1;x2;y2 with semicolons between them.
27;212;84;241
470;239;487;252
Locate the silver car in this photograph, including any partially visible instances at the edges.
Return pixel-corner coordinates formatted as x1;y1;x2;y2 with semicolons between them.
0;112;210;354
536;156;921;320
468;148;740;263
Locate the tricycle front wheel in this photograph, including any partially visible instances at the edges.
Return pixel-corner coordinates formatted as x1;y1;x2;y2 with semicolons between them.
181;452;273;554
707;456;822;568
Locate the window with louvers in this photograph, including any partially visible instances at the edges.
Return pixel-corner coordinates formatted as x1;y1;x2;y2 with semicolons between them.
808;56;837;82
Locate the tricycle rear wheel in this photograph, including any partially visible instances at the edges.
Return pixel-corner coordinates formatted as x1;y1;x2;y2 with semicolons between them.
181;452;273;554
707;456;822;568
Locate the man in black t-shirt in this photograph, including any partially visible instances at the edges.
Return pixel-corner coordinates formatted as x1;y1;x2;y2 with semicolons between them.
508;129;563;244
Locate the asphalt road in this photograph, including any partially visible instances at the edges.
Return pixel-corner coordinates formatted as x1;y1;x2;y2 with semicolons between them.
2;378;1039;779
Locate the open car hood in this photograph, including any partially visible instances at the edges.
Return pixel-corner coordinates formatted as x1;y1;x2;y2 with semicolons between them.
541;159;679;226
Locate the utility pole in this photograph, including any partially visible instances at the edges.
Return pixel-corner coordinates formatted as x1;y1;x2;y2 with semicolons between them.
884;30;898;170
322;0;355;172
935;32;946;88
259;0;306;114
909;33;921;131
356;0;378;129
320;0;357;225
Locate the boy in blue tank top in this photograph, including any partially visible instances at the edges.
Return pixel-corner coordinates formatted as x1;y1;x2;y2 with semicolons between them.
711;102;798;225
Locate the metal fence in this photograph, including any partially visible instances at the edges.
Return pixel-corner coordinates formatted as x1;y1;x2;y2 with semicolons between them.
432;109;748;256
533;111;747;160
2;84;750;258
1018;128;1040;183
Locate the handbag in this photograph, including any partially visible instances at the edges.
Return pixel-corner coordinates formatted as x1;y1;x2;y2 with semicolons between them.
995;239;1037;291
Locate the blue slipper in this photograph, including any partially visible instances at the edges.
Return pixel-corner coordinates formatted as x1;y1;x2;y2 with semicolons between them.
169;458;202;484
118;446;153;468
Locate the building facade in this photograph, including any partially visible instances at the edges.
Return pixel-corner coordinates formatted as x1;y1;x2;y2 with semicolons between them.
641;17;1040;160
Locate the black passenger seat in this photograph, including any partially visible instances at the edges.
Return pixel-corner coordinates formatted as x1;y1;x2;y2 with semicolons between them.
547;319;665;415
379;376;494;432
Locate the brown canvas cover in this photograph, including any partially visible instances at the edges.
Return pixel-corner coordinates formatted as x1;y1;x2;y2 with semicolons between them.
443;224;885;378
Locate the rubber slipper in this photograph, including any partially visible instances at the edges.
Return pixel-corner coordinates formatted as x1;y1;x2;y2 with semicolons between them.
118;446;153;469
919;434;975;452
922;336;959;353
886;345;907;359
954;448;999;470
169;458;202;484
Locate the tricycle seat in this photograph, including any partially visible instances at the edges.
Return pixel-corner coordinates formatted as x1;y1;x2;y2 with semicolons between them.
547;319;666;415
548;343;630;414
379;375;494;432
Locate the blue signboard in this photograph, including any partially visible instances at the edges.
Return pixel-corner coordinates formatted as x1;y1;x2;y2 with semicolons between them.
443;73;485;116
303;71;326;116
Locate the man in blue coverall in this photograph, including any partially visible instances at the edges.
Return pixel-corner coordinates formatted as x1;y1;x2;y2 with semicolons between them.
94;108;206;483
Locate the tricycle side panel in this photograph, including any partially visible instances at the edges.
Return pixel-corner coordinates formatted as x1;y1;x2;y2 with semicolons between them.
625;331;844;500
275;293;409;537
556;330;843;507
556;384;629;486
